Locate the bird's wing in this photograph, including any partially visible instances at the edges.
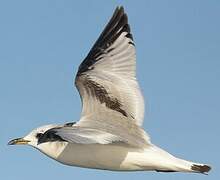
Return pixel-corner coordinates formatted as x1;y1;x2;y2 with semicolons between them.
48;126;124;145
45;113;150;147
71;7;150;147
75;6;145;127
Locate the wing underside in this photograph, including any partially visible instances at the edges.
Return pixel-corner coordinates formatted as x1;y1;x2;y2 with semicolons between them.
75;6;145;127
65;7;150;147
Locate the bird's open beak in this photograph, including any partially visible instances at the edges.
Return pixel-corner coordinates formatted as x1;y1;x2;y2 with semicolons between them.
8;137;30;145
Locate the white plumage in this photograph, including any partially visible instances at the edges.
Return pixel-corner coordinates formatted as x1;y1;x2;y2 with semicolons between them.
8;6;211;174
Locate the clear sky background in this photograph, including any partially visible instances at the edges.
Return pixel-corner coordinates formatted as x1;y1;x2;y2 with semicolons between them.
0;0;219;180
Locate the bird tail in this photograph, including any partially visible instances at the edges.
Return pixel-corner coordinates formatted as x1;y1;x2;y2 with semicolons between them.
147;145;211;174
190;163;211;174
167;157;211;174
155;157;211;174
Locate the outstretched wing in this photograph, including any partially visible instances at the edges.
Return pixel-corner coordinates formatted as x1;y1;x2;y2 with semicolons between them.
75;6;145;127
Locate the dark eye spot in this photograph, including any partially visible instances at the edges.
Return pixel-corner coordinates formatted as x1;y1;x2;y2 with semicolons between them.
36;133;43;139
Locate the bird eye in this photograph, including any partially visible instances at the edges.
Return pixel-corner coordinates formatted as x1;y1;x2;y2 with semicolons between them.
36;133;43;139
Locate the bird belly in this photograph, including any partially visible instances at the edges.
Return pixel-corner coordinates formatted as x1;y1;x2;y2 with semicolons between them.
39;142;196;172
55;142;152;171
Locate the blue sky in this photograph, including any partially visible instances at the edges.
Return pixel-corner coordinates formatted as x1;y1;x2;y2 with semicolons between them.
1;0;219;179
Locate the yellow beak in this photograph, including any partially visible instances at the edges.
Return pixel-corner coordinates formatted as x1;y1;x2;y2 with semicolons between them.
8;138;30;145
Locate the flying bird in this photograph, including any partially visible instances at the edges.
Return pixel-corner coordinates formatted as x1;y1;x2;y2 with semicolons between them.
8;6;211;174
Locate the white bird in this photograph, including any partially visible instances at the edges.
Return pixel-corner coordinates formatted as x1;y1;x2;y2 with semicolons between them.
9;6;211;174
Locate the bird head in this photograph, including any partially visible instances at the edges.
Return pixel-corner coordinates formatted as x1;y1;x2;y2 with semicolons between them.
8;124;58;147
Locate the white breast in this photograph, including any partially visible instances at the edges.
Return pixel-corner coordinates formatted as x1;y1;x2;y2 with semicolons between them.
41;142;147;171
36;141;194;172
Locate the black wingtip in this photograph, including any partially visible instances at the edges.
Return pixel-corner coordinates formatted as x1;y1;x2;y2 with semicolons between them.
95;5;131;44
77;6;134;75
114;6;124;12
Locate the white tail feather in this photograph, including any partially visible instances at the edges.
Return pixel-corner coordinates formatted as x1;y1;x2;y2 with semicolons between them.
141;145;211;174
